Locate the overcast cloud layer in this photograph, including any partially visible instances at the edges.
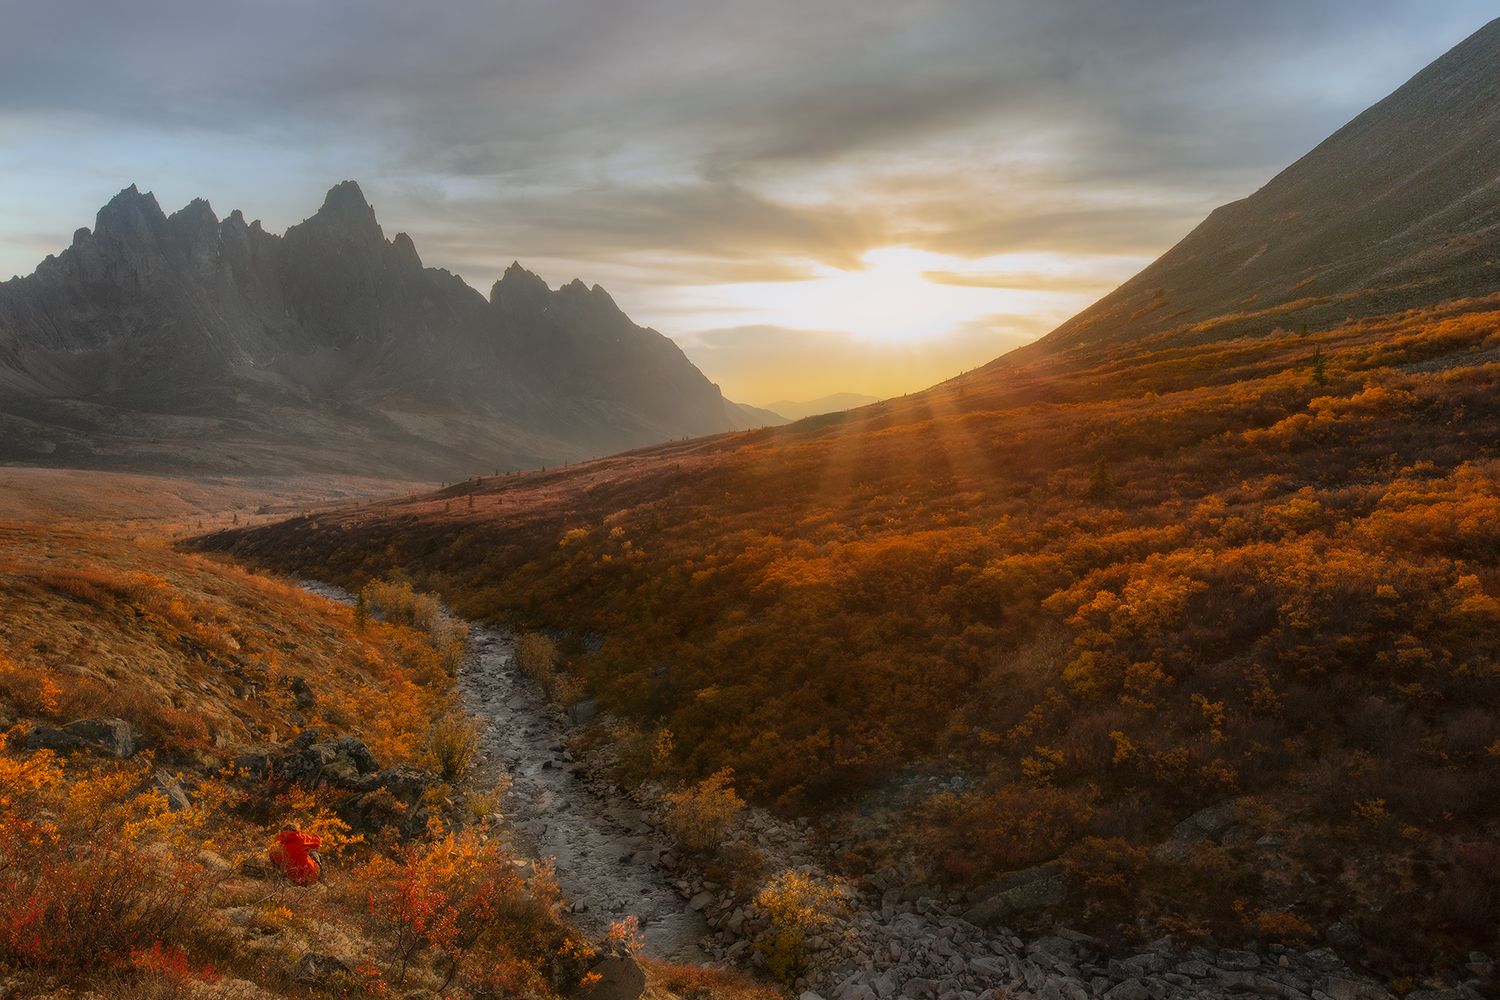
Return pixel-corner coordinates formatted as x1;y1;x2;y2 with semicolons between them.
0;0;1492;402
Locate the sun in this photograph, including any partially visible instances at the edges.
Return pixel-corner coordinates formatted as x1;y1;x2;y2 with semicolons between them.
689;246;1120;344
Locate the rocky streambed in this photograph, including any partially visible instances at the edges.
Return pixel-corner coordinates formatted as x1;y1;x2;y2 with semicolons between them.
305;583;1453;1000
458;626;711;961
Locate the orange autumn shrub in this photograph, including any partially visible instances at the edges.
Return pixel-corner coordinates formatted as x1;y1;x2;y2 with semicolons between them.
0;754;216;985
360;831;580;995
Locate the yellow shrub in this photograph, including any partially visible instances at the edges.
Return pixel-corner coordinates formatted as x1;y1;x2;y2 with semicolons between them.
514;632;560;695
426;713;480;782
663;768;744;853
754;870;845;984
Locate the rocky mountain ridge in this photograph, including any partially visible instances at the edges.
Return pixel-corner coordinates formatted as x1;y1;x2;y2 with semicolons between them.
0;181;736;478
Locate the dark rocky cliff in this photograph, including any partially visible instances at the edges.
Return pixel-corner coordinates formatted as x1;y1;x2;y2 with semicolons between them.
0;181;734;477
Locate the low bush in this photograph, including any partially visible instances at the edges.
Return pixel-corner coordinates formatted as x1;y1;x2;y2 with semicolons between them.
754;869;847;984
426;713;480;782
663;768;744;854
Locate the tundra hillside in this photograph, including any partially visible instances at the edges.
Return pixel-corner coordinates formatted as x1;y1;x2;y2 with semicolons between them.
0;471;774;1000
202;291;1500;984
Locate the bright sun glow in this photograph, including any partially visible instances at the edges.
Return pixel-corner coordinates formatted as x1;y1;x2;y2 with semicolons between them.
685;246;1134;344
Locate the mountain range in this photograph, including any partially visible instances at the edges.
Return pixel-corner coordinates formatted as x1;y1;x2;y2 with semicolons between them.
0;181;741;478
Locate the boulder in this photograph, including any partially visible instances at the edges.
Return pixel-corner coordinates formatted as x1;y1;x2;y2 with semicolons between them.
232;751;272;780
1152;801;1237;864
293;951;350;985
263;731;383;789
369;761;439;801
568;699;599;725
1102;980;1151;1000
22;717;137;758
153;768;192;811
285;675;316;710
337;786;430;841
962;865;1069;924
567;954;645;1000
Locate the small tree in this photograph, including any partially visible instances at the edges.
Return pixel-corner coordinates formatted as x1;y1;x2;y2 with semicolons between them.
754;870;845;984
1085;460;1116;501
663;768;743;853
1310;347;1329;386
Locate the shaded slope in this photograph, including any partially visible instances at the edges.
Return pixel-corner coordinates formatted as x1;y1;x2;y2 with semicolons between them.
0;182;734;477
1020;16;1500;362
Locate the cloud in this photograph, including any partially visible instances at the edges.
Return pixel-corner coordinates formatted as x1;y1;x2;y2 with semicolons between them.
404;180;885;273
922;270;1123;293
0;0;1494;394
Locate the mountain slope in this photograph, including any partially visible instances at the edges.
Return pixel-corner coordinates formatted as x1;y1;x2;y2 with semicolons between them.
1022;16;1500;361
200;19;1500;981
724;399;791;430
0;182;735;478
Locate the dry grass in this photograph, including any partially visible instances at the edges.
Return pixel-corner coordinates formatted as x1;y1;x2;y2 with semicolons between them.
0;474;610;998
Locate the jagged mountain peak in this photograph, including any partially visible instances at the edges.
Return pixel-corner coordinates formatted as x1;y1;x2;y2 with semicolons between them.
0;181;736;477
388;231;423;270
492;261;552;308
93;184;168;243
319;179;373;215
287;180;384;248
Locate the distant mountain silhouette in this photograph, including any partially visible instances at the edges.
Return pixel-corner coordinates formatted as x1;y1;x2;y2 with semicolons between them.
0;181;735;477
1018;16;1500;363
724;400;790;430
765;392;881;421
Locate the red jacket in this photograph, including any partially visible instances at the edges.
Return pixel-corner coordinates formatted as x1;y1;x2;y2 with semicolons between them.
269;830;323;886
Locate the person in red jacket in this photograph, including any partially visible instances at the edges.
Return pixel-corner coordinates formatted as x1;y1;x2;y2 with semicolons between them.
268;828;323;886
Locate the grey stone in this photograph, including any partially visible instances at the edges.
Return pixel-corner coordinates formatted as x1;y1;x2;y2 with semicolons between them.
153;768;191;811
1153;801;1238;863
293;952;350;985
962;866;1069;924
22;717;137;757
568;954;645;1000
1104;981;1151;1000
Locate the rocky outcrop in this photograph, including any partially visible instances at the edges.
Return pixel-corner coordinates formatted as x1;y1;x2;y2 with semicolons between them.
568;954;646;1000
20;716;138;757
0;182;737;478
235;729;439;839
961;865;1070;925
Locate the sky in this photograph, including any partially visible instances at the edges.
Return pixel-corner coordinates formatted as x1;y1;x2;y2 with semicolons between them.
0;1;1493;405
